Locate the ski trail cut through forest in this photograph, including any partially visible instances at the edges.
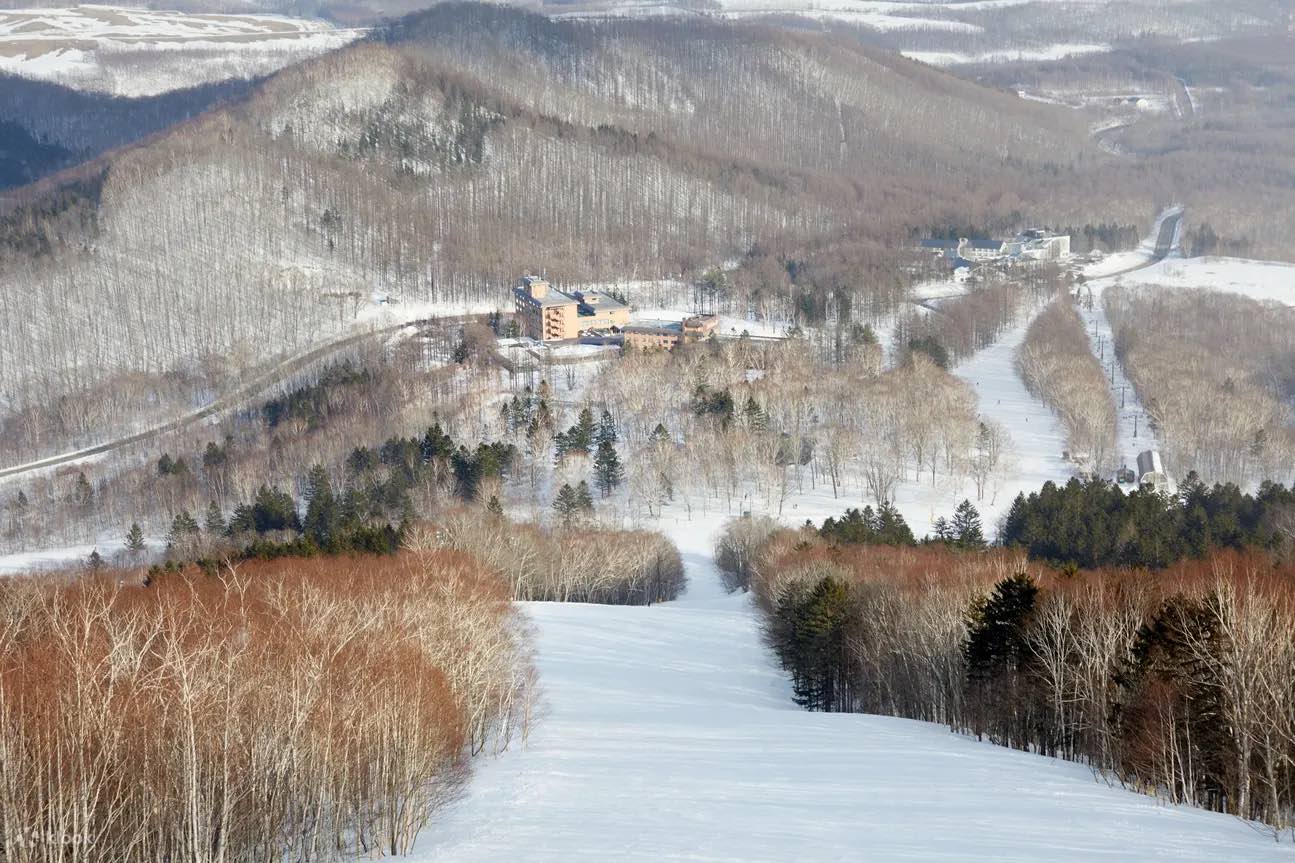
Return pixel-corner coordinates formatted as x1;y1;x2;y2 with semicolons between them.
411;513;1291;862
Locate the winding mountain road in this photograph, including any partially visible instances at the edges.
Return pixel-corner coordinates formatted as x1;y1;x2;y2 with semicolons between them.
0;314;473;483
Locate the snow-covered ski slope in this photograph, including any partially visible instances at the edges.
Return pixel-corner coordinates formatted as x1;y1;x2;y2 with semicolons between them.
951;306;1071;516
415;518;1293;862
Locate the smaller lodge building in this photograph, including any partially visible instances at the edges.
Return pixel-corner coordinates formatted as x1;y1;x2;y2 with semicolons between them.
623;315;719;351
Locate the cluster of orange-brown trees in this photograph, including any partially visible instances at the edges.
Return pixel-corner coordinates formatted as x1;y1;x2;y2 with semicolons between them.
731;520;1295;834
0;549;533;860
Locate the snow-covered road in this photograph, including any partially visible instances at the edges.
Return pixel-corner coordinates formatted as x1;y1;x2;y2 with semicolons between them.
413;519;1294;862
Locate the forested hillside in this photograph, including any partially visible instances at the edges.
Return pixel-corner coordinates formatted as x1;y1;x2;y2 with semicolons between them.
2;4;1111;461
0;74;255;191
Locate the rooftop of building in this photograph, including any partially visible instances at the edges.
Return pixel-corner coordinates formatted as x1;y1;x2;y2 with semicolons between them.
514;277;630;313
624;319;684;334
572;290;628;316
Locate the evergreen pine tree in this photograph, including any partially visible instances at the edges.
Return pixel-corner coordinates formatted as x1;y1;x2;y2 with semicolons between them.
553;484;577;524
1000;493;1028;546
203;441;227;470
125;522;146;553
875;501;916;545
1251;428;1268;461
952;499;986;549
421;422;455;463
575;481;595;512
303;465;337;544
73;472;93;508
535;398;554;430
932;516;953;543
596;409;618;445
486;495;504;517
252;486;300;533
87;549;104;571
593;439;624;496
227;503;256;536
742;396;767;431
167;510;200;549
649;423;671;444
788;576;850;711
964;572;1038;678
566;407;595;454
204;501;226;537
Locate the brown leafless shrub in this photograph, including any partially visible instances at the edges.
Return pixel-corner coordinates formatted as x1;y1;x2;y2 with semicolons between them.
715;514;780;593
431;511;685;604
0;550;532;860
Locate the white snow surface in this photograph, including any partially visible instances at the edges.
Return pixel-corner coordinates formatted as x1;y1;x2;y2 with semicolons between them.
1112;256;1295;307
414;515;1295;861
0;5;358;96
0;536;161;575
951;304;1072;513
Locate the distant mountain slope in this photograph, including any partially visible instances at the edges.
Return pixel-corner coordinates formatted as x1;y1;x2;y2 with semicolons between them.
0;73;254;192
0;3;1101;459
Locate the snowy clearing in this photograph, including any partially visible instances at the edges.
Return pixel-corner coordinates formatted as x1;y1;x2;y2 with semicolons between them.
1111;256;1295;307
415;516;1295;862
0;5;359;96
0;536;162;576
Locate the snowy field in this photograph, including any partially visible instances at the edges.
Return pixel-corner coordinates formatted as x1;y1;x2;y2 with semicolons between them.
0;536;162;576
0;5;358;96
415;516;1295;862
1112;256;1295;307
